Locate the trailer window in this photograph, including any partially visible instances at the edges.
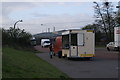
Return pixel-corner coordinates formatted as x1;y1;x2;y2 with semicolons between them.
77;33;84;46
62;35;69;49
71;34;77;46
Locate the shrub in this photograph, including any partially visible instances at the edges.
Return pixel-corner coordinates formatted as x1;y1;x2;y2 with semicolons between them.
2;27;32;47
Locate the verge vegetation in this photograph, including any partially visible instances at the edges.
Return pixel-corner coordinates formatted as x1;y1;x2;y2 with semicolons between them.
2;47;68;78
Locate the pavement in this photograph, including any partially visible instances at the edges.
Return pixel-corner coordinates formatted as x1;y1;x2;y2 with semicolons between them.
36;51;119;78
34;45;49;53
95;48;119;60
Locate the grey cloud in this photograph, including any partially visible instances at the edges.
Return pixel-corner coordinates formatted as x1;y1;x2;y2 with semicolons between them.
2;2;40;25
27;13;94;24
33;13;51;17
1;2;95;34
22;13;94;34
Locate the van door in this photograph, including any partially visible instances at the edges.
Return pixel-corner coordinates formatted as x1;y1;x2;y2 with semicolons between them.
70;34;78;56
70;46;77;56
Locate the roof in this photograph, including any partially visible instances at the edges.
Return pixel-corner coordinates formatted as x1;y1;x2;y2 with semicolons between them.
33;32;59;39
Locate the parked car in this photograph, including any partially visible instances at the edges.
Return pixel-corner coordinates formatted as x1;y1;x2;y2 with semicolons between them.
41;39;50;48
30;37;36;46
106;42;120;51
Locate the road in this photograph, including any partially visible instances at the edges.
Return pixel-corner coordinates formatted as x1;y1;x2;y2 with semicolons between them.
34;46;119;78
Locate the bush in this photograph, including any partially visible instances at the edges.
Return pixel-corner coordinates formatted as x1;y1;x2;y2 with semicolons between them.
2;27;32;47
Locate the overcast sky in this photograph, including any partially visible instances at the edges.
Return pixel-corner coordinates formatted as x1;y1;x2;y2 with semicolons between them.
1;1;118;34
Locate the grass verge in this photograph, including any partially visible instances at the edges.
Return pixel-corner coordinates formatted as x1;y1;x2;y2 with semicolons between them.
2;47;69;78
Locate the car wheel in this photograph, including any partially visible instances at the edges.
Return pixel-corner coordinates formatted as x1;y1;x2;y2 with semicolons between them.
53;53;55;56
118;47;120;52
114;47;118;51
107;47;110;51
116;47;120;51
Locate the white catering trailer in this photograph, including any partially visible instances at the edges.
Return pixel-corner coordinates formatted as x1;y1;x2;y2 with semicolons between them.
62;29;95;58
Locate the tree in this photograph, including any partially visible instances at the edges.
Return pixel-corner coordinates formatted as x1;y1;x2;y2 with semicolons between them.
82;24;102;43
93;1;115;42
2;27;32;47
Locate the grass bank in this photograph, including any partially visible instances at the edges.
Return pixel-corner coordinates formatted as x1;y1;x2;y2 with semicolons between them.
2;47;68;78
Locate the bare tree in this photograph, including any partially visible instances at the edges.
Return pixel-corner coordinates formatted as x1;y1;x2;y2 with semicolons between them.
93;1;115;42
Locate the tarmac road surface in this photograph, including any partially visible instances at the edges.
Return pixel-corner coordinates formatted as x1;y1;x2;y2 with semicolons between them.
35;46;119;78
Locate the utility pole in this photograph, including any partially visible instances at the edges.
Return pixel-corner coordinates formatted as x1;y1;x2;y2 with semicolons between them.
53;26;55;32
46;27;47;32
116;1;120;28
48;28;50;32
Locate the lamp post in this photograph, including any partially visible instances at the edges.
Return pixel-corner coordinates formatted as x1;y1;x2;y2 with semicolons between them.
14;20;23;29
41;24;48;32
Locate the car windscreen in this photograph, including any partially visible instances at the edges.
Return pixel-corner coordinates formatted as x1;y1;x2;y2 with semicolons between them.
44;41;50;43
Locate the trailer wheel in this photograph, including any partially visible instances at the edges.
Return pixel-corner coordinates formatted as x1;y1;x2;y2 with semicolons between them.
85;57;91;60
58;51;62;58
62;56;66;58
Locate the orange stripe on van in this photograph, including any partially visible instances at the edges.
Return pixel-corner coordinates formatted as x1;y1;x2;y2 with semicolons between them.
80;54;95;57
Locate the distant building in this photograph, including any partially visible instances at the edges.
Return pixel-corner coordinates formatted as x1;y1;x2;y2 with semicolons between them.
32;30;67;45
53;30;67;35
33;32;57;45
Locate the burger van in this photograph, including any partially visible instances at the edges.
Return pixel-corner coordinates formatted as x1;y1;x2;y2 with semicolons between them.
53;29;95;59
